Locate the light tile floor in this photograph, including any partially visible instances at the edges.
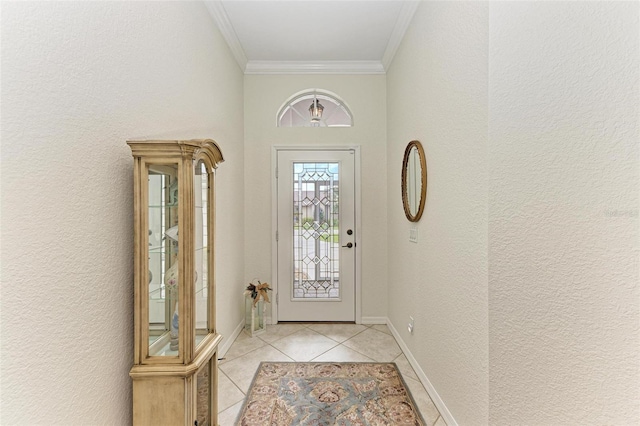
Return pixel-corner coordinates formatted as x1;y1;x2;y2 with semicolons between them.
217;323;445;426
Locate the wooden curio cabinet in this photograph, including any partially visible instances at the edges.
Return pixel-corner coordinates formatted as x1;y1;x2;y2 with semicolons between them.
127;139;224;426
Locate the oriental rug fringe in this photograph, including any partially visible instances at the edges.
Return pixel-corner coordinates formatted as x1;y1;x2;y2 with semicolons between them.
235;362;425;426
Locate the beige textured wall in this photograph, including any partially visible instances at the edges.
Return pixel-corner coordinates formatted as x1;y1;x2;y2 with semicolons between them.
488;2;639;424
243;74;388;320
389;1;639;424
386;2;489;424
0;2;244;424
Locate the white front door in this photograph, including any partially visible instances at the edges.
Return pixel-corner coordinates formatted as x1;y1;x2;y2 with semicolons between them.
276;149;356;321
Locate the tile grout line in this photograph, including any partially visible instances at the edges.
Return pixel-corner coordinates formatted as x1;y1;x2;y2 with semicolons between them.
266;340;296;362
294;325;374;361
393;352;420;380
218;367;247;405
308;341;343;362
217;400;245;421
257;324;309;345
218;341;275;395
340;327;402;362
309;324;374;344
217;367;246;400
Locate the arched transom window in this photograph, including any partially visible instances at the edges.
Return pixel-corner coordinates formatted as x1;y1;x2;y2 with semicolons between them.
277;89;353;128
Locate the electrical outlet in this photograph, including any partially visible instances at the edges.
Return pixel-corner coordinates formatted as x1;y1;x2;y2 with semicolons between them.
407;316;414;334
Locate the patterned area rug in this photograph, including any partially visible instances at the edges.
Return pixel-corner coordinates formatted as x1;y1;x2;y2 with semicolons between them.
236;362;425;425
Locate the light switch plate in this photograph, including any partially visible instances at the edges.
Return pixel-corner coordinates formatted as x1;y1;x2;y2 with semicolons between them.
409;225;418;243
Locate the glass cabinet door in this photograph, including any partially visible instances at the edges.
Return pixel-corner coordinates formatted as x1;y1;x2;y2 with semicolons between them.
148;164;180;356
195;161;210;349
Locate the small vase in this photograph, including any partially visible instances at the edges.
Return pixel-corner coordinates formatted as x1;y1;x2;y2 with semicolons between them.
244;297;266;337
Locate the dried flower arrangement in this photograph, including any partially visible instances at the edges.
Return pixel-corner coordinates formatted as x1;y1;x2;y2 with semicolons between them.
244;280;272;307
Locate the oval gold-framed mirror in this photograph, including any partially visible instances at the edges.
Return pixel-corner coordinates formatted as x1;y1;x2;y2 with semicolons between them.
401;140;427;222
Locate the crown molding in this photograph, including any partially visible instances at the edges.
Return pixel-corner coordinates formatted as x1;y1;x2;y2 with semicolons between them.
204;1;248;71
244;60;386;75
205;0;417;75
381;1;420;71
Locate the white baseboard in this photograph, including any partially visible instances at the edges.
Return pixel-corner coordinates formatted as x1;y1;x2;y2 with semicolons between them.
361;316;387;325
386;318;458;426
218;319;244;358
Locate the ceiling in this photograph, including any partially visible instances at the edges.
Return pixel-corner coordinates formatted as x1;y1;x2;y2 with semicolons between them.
204;1;420;74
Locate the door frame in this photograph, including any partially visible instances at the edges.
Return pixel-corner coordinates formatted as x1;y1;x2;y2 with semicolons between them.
271;146;362;324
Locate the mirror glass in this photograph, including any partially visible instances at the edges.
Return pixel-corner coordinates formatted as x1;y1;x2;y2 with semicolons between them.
195;347;213;424
407;146;422;215
147;164;180;356
402;140;427;222
195;160;210;349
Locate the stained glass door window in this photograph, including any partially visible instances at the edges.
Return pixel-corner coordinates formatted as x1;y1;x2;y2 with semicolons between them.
292;163;340;299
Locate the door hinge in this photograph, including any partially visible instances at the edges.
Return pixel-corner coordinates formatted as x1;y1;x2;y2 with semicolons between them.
276;293;279;305
276;230;279;241
275;167;278;179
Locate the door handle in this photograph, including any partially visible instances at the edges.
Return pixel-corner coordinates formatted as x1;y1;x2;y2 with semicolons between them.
342;242;353;248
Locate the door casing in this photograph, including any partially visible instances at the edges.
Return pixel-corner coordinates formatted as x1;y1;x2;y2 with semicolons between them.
271;146;362;324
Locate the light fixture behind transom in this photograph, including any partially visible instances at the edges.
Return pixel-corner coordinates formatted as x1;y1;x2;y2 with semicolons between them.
277;89;353;128
309;97;324;123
